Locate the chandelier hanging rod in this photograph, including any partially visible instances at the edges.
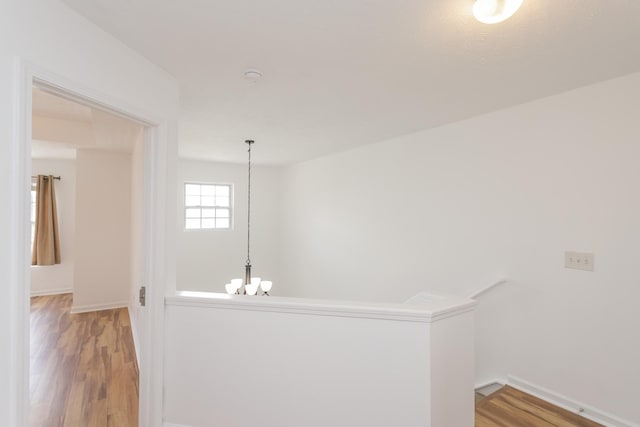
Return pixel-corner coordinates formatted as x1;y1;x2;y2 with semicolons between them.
245;139;254;286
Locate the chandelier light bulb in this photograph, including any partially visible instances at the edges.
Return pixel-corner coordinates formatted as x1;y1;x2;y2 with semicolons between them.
260;281;272;293
225;283;236;294
473;0;523;24
245;283;259;296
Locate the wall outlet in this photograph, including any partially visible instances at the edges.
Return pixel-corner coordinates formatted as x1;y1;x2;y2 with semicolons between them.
564;251;595;271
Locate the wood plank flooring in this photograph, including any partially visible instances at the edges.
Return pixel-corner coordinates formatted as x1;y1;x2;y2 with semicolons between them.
30;294;138;427
476;386;604;427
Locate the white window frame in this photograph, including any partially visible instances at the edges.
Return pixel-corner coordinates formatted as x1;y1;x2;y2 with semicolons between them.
184;182;233;230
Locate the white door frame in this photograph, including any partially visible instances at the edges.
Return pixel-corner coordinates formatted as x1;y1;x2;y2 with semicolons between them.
9;58;171;427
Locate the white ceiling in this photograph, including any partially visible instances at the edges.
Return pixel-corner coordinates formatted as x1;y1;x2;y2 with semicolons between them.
60;0;640;165
32;89;144;158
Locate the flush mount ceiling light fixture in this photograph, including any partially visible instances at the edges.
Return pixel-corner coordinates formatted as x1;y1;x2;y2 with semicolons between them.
473;0;523;24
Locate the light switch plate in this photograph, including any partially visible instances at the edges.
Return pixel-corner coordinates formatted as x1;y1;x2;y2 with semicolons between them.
564;251;595;271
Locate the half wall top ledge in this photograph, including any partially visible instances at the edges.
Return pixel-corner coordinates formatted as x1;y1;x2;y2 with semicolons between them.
168;290;476;323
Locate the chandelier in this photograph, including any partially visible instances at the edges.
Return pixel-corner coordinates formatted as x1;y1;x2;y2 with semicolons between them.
224;140;272;296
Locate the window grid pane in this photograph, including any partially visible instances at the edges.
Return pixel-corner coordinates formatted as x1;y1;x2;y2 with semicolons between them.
185;184;201;196
201;185;216;196
185;195;200;207
185;218;201;229
186;208;201;218
201;218;216;229
201;208;216;218
201;196;215;207
216;186;229;196
184;183;232;230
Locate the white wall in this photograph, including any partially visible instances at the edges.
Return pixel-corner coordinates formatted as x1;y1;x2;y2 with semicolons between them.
33;115;94;147
30;158;76;295
73;149;133;312
164;292;475;427
280;73;640;424
0;1;178;423
176;159;281;293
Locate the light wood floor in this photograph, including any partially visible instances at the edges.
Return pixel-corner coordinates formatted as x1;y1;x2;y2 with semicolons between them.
476;386;604;427
30;294;138;427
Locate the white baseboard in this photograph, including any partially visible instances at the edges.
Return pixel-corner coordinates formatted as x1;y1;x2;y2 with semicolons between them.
70;300;129;314
164;423;193;427
475;378;506;391
128;303;141;368
30;288;72;297
508;376;638;427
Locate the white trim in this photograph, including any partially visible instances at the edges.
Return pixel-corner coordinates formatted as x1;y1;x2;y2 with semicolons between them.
474;378;506;391
9;55;32;427
468;278;507;299
475;381;505;398
167;291;476;323
30;288;72;297
163;423;193;427
70;301;129;314
11;58;173;427
31;76;160;127
128;303;141;368
141;121;175;427
508;376;639;427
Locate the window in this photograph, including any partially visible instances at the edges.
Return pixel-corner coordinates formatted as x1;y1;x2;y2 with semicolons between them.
30;179;36;251
184;183;232;229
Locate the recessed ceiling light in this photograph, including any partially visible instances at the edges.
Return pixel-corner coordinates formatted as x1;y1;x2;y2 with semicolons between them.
243;69;263;82
473;0;523;24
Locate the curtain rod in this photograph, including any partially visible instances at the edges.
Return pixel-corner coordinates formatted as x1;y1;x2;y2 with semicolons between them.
31;175;61;181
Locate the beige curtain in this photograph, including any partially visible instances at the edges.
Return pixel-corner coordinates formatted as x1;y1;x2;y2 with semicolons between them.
32;175;61;265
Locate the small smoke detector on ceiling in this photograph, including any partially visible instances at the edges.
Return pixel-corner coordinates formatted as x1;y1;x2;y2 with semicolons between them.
243;69;263;82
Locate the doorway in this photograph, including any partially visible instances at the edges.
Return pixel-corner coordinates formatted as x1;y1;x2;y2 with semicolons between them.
10;62;172;427
29;88;144;425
